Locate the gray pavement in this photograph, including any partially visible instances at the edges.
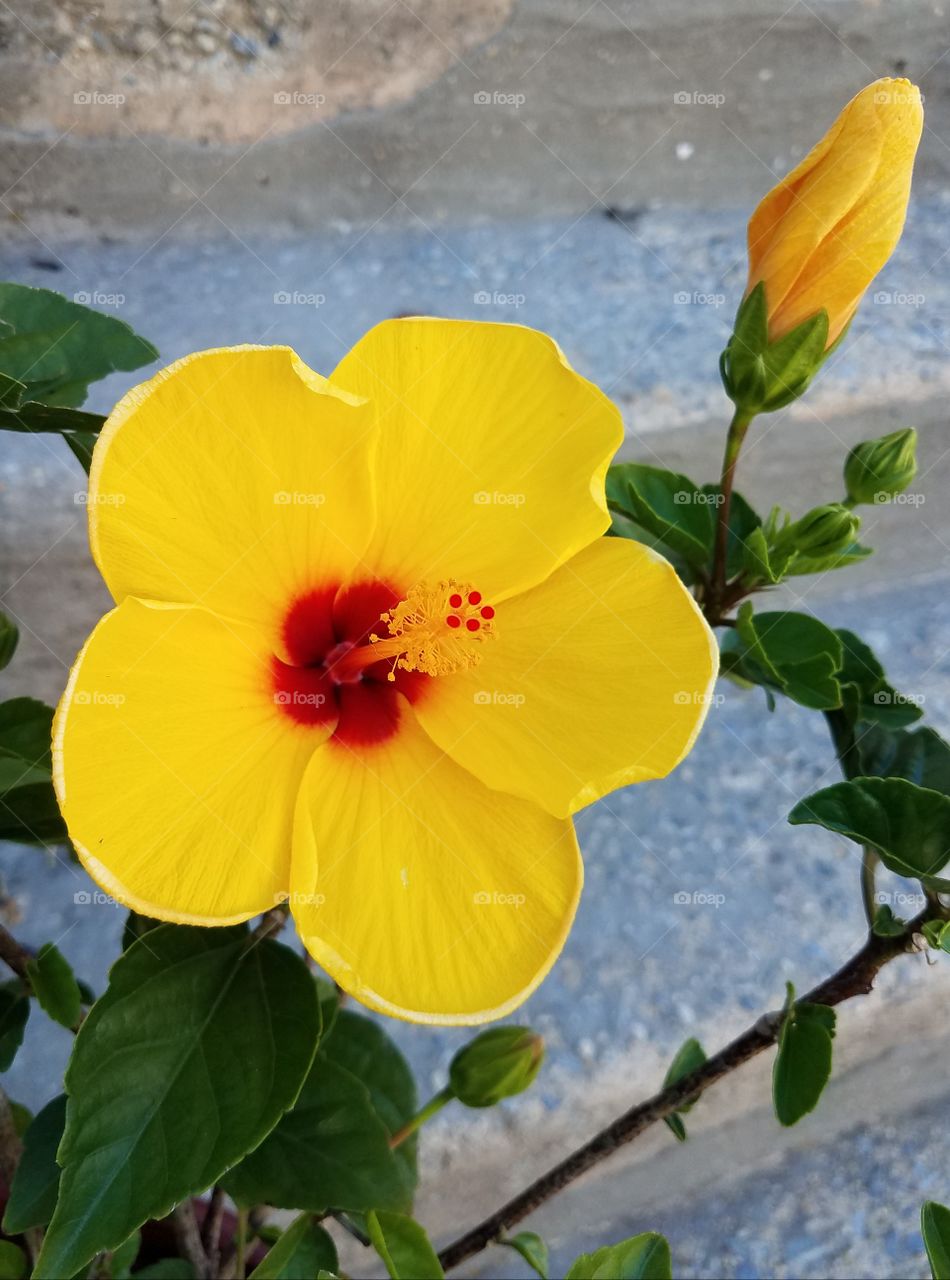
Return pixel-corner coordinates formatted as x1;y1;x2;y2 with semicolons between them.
2;207;950;1278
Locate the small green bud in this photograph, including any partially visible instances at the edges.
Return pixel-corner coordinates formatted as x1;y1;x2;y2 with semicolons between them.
844;428;917;505
786;503;860;558
448;1026;544;1108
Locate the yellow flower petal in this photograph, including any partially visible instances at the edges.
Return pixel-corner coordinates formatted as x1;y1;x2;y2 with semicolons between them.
290;710;582;1024
329;318;623;600
747;78;923;344
412;537;718;818
54;598;321;923
89;346;375;643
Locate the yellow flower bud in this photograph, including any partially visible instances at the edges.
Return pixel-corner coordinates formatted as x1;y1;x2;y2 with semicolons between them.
746;78;923;346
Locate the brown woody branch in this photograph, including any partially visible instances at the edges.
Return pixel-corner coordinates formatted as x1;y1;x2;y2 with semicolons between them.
438;906;943;1272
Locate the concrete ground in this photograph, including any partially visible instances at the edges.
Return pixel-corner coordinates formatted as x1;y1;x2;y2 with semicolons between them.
1;205;949;1278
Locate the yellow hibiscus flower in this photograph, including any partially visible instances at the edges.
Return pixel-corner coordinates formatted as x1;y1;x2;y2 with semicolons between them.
53;319;717;1024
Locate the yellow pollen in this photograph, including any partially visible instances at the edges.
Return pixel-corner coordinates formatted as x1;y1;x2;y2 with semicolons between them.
370;580;496;680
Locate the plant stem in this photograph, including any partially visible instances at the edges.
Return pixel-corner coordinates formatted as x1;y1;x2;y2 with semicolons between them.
235;1207;249;1280
201;1185;226;1276
437;902;945;1273
709;408;754;614
172;1201;209;1280
389;1086;453;1148
0;922;32;982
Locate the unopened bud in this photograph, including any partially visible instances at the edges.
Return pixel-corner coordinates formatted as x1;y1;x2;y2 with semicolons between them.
788;503;861;558
844;428;917;505
448;1026;544;1108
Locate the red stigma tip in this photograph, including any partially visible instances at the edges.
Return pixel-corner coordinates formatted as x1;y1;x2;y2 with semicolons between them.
466;618;481;631
449;593;463;608
446;614;461;628
480;605;495;619
468;591;482;605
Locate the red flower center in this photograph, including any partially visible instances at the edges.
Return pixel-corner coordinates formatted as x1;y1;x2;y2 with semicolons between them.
271;581;430;748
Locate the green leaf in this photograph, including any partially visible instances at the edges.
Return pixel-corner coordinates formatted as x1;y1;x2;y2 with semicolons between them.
249;1214;338;1279
323;1009;418;1188
0;284;156;408
871;904;907;938
3;1094;66;1233
0;403;105;434
784;542;873;577
606;464;715;569
133;1262;194;1279
501;1232;549;1279
0;1242;27;1280
367;1211;444;1280
0;982;30;1071
35;925;320;1280
789;777;950;889
120;910;162;951
922;1201;950;1279
725;606;843;710
772;1002;836;1126
0;698;65;845
836;630;923;729
856;724;950;794
26;942;82;1028
565;1231;673;1279
223;1055;411;1215
922;921;950;954
0;611;18;671
0;371;26;407
700;487;762;582
661;1036;707;1141
106;1232;141;1280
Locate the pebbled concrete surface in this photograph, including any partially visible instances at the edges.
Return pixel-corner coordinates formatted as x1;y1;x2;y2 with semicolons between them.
1;207;950;1278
